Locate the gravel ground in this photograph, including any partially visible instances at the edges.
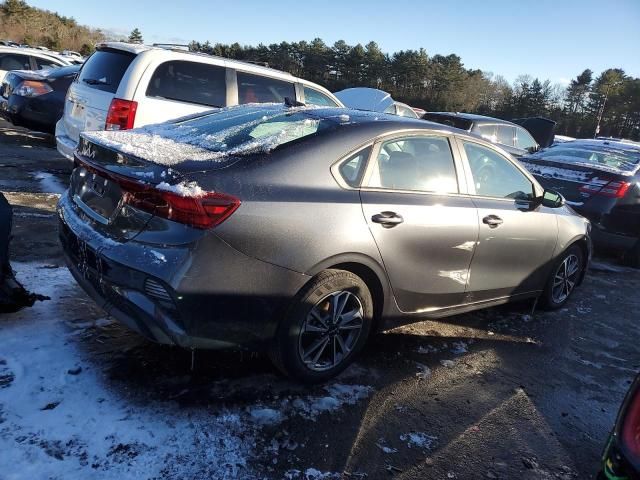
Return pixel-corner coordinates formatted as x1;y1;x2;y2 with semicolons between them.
1;119;638;480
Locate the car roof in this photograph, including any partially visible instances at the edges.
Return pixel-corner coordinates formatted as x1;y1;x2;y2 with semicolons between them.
96;42;340;104
427;111;519;127
0;46;72;64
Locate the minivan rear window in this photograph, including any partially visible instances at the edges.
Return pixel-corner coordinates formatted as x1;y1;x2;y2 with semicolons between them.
146;60;226;107
78;49;135;93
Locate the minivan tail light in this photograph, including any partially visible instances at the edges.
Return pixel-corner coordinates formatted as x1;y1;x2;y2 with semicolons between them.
621;386;640;463
105;98;138;130
579;180;631;198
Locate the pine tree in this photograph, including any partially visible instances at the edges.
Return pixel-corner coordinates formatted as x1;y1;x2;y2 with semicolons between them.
128;28;143;44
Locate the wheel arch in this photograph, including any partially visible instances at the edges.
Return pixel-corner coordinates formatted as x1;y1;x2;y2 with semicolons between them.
306;253;391;332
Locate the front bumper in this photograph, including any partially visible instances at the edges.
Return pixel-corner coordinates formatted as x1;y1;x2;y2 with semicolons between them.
58;193;309;350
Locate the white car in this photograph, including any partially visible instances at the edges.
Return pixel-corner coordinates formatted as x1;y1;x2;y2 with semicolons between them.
55;42;343;160
0;46;72;81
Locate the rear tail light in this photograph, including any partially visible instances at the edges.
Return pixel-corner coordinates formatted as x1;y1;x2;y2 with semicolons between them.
14;80;53;97
122;186;240;229
105;98;138;131
621;385;640;463
76;153;240;230
579;180;631;198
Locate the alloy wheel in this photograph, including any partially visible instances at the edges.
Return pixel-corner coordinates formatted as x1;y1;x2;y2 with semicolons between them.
551;254;580;304
298;291;364;372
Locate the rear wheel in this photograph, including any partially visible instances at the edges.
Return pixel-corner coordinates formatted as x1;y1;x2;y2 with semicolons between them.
269;269;373;383
539;245;583;310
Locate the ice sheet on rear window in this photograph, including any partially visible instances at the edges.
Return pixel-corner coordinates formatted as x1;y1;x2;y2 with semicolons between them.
530;143;640;175
81;104;339;166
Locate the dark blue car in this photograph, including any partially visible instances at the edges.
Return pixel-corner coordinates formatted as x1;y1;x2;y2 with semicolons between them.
0;64;80;134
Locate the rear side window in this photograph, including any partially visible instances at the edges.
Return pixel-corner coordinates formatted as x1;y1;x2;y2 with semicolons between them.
237;71;295;104
303;86;339;107
367;136;458;193
338;147;371;187
0;53;30;71
147;61;226;107
34;56;62;70
78;49;135;93
496;125;515;147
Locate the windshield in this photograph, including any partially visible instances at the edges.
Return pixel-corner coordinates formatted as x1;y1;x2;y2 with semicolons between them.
532;142;640;173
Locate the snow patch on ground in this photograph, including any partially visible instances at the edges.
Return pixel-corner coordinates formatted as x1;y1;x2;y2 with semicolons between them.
400;432;437;450
0;262;374;479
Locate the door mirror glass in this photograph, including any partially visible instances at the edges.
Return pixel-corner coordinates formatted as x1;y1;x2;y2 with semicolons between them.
541;189;564;208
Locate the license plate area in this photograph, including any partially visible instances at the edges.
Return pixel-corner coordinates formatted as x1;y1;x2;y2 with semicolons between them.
70;167;124;225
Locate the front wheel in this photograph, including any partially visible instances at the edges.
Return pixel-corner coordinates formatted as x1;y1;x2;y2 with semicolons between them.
269;269;373;383
539;245;584;310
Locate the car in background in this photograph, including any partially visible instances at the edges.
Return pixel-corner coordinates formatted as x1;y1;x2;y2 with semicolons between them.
0;40;19;47
334;88;419;118
58;103;590;382
520;139;640;266
0;46;72;81
55;42;343;161
421;112;555;157
599;374;640;480
1;64;81;134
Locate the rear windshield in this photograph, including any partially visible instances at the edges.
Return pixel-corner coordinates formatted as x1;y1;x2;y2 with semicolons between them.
78;49;135;93
532;143;640;172
422;114;472;131
172;107;333;153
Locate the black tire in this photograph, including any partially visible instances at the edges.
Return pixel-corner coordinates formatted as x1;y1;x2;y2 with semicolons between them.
623;240;640;269
539;245;584;310
269;269;373;383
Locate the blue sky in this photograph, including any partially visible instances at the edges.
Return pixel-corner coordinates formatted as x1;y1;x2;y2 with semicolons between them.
29;0;640;85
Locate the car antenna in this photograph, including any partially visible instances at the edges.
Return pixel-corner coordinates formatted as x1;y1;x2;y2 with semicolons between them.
284;97;305;108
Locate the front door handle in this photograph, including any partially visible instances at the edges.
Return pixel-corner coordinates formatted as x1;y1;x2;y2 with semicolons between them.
372;211;404;228
483;214;503;228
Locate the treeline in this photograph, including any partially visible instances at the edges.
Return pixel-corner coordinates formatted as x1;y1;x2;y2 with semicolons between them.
189;39;640;140
0;0;103;55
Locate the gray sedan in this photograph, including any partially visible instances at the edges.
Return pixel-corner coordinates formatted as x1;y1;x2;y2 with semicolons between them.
58;104;591;382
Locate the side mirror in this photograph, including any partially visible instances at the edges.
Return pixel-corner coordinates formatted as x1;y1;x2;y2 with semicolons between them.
540;189;564;208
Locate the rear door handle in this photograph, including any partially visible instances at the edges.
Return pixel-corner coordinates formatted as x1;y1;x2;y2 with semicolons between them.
483;215;503;227
372;211;404;228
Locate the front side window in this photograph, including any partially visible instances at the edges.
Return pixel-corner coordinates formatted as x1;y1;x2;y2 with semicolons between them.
237;71;295;104
0;53;30;71
303;86;339;107
146;60;226;107
338;147;371;187
463;142;533;200
515;127;538;151
496;125;515;147
366;136;458;193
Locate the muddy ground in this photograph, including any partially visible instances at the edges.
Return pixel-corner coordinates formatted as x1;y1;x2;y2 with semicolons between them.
0;119;638;480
